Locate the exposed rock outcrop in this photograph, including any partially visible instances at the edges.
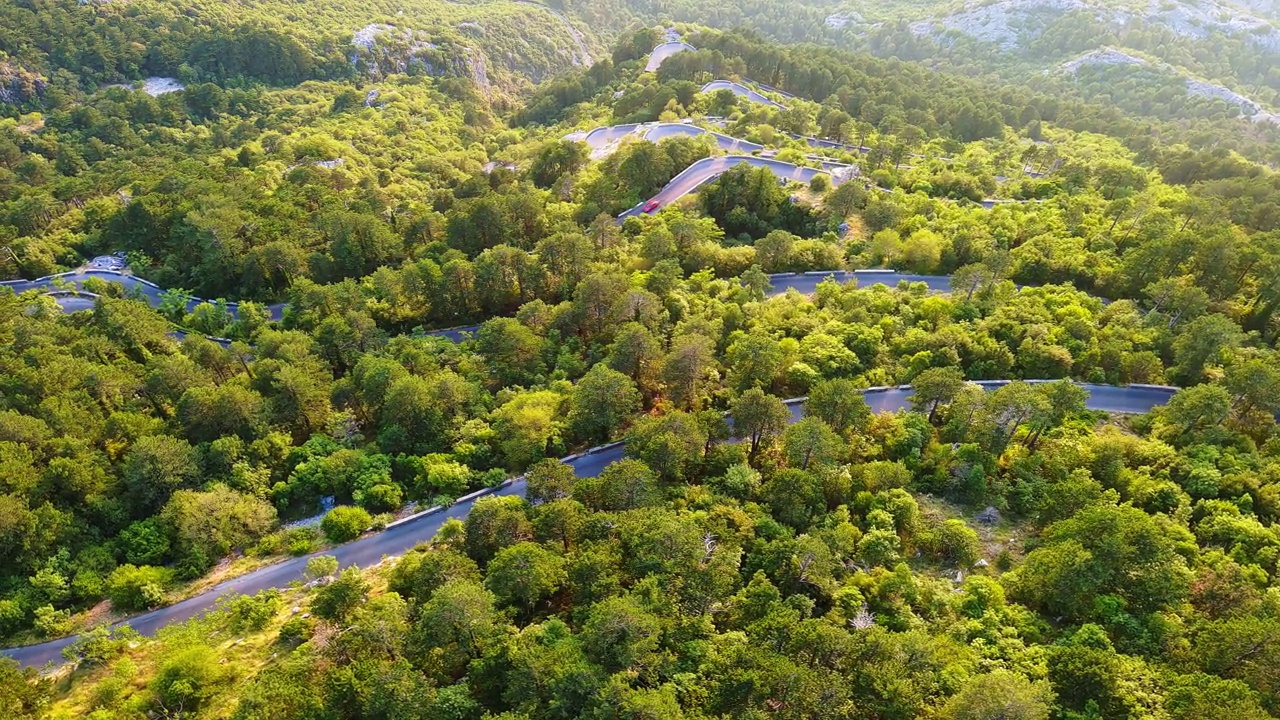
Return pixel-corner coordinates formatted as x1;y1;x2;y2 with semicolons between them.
0;63;46;107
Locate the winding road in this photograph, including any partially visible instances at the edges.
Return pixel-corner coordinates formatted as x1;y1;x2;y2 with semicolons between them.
1;271;480;344
0;379;1177;668
618;154;847;219
569;117;1032;218
573;119;866;159
1;268;1184;668
0;45;1146;668
1;270;287;322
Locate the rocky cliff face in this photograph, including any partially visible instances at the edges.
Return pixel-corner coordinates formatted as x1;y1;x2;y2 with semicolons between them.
911;0;1280;52
1058;45;1280;125
0;63;46;107
351;21;579;94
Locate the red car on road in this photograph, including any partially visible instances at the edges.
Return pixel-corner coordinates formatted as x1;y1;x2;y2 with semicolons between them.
641;199;661;213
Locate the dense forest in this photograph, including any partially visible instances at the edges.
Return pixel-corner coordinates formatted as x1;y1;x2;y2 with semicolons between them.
1;4;1280;719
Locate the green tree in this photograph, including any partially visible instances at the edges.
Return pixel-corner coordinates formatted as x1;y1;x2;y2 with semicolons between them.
475;318;546;389
1172;314;1244;384
1224;358;1280;419
530;140;588;189
106;564;172;611
910;367;967;423
1006;504;1192;621
806;379;872;434
484;542;567;613
781;417;843;470
762;468;827;530
725;331;786;392
122;434;201;514
410;580;502;680
939;670;1052;720
1024;380;1088;450
660;334;717;411
464;496;533;565
573;459;660;512
311;566;368;621
492;390;566;470
567;365;642;444
119;518;171;565
624;411;711;484
1162;384;1232;437
162;484;276;567
581;595;662;673
926;519;983;568
152;645;230;715
389;548;481;603
731;389;791;459
526;459;577;506
0;658;51;719
607;323;662;392
1193;617;1280;709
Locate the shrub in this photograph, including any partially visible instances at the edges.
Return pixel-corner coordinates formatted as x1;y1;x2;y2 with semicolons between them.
360;483;403;513
320;506;372;543
118;518;170;566
252;527;321;557
311;567;368;621
151;645;230;712
0;599;26;636
32;605;72;638
222;590;282;633
64;625;138;666
277;615;313;647
303;555;339;582
106;564;172;611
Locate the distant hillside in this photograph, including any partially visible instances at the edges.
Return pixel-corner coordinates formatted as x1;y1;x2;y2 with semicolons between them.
555;0;1280;130
0;0;600;112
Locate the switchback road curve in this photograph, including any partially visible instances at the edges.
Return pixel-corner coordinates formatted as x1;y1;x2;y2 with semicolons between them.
0;381;1179;668
646;41;696;72
702;80;789;110
617;154;851;219
569;120;1034;216
572;119;868;158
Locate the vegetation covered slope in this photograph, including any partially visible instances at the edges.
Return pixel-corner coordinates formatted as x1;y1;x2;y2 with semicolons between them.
0;8;1279;720
555;0;1280;140
0;0;598;107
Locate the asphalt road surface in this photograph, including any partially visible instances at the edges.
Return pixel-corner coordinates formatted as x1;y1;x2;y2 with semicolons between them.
642;123;765;153
573;122;764;156
2;378;1179;668
581;122;640;147
701;80;788;110
745;79;798;101
618;154;835;219
769;270;954;294
645;41;696;72
2;270;287;321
